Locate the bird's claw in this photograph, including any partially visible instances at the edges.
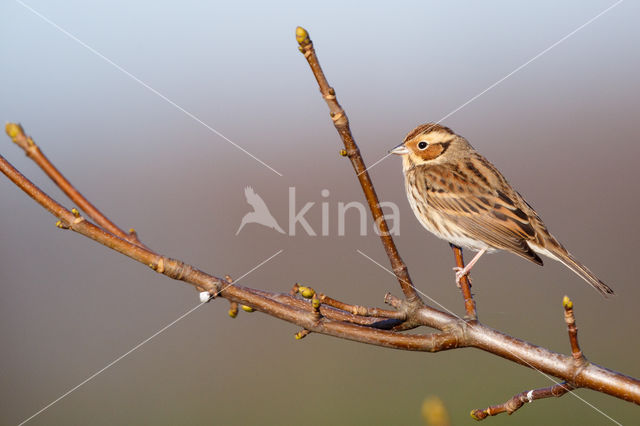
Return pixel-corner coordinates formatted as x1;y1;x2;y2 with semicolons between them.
453;266;472;288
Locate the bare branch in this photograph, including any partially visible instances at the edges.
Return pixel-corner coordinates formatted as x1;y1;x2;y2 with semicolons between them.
291;283;406;320
471;382;574;420
4;124;640;408
451;245;477;320
5;123;147;249
319;293;407;320
465;293;639;418
295;27;422;307
563;295;584;360
0;152;457;353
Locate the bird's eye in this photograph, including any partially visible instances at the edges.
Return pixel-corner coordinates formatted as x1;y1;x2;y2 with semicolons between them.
418;141;428;150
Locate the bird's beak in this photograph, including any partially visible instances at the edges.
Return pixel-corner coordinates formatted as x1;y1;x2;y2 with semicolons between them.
390;143;409;155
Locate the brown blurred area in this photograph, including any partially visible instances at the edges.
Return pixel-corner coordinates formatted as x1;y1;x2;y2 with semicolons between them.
1;1;639;425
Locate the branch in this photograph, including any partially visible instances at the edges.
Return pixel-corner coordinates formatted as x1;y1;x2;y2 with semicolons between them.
451;245;477;320
563;295;584;360
471;382;574;420
292;25;639;412
295;27;422;307
3;118;639;421
0;151;456;352
468;296;599;420
5;123;147;249
292;283;407;320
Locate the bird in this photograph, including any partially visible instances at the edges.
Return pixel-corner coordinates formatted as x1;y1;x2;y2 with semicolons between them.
236;186;285;235
390;123;614;296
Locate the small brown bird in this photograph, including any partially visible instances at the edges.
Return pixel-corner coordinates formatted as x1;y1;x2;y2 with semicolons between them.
391;123;613;296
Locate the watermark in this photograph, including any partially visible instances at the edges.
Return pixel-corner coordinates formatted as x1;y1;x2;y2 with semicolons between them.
236;187;400;236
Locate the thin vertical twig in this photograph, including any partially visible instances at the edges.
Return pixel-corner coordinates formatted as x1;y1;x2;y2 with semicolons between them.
295;27;422;307
451;246;477;320
563;296;584;361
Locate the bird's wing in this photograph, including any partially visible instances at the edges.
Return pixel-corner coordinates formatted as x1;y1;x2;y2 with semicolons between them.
417;162;543;264
244;186;270;212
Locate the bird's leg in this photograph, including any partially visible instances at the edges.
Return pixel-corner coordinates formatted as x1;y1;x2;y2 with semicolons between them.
453;248;487;287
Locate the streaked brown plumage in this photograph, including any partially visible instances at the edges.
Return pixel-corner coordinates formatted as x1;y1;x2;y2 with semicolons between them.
391;123;614;296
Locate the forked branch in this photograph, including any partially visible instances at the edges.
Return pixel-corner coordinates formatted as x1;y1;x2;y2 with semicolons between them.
470;296;586;419
5;123;146;249
0;147;454;352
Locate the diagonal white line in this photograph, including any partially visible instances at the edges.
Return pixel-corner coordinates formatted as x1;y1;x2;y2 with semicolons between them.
358;153;394;177
355;248;622;425
569;393;623;426
17;302;204;426
208;249;284;298
230;249;283;284
435;0;624;125
17;249;284;425
15;0;283;177
358;0;624;177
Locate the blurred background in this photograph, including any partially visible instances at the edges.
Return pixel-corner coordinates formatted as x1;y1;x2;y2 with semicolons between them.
1;0;639;424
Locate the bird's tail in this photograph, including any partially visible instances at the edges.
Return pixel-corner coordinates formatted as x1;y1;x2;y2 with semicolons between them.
543;244;614;297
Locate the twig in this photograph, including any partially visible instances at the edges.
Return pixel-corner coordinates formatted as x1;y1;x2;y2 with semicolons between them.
291;283;406;320
261;287;405;328
470;382;574;420
319;294;407;320
451;245;477;320
563;295;584;360
295;27;422;307
470;296;592;419
5;123;147;249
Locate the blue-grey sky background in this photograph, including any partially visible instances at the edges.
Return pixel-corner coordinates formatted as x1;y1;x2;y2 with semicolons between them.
1;1;639;424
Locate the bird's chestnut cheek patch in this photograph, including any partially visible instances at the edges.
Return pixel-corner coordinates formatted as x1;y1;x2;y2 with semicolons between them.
420;142;451;161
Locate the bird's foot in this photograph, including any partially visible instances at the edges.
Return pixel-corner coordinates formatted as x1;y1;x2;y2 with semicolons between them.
453;266;472;288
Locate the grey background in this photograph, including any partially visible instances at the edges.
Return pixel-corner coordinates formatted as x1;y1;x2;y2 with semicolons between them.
1;1;638;424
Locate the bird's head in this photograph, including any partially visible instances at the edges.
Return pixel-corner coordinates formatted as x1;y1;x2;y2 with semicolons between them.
391;123;468;168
